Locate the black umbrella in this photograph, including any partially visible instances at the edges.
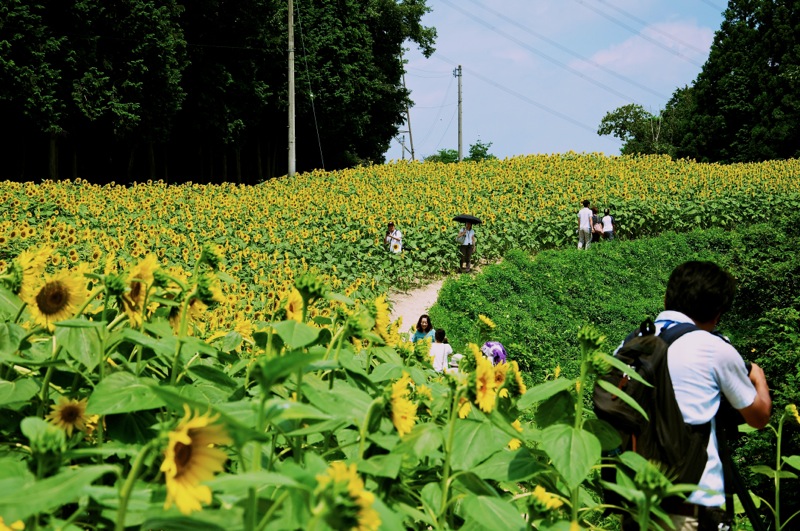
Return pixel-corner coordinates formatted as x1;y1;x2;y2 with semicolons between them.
452;214;482;225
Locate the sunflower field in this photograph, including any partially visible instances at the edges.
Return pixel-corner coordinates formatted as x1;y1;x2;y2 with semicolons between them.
1;153;800;530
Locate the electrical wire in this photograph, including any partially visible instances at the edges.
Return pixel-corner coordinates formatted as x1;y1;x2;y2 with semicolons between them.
295;0;325;169
440;0;651;106
571;0;705;68
461;0;670;100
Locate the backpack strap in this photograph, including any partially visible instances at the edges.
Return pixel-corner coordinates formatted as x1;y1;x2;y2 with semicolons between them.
657;321;700;345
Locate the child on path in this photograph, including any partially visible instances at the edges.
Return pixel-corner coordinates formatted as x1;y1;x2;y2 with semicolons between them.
430;329;453;372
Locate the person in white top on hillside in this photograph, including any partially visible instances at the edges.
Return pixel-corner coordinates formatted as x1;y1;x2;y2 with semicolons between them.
429;329;453;372
457;222;477;272
601;209;615;241
577;199;593;250
385;222;403;253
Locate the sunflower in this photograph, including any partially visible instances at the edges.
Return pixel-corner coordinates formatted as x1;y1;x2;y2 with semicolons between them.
458;397;472;419
285;288;304;322
0;517;24;531
531;485;564;511
121;254;158;327
474;356;497;413
787;404;800;425
24;269;87;331
369;294;390;339
315;462;381;531
508;438;522;450
478;314;496;329
160;405;232;515
509;361;527;396
391;395;418;437
7;247;51;299
46;397;90;437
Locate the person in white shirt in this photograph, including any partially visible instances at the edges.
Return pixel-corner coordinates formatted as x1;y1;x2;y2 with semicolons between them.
577;199;593;250
456;222;477;272
601;208;615;240
429;329;453;372
385;222;402;253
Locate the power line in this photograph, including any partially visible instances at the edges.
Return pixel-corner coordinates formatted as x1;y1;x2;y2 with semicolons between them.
296;0;325;169
462;0;670;100
440;0;651;106
593;0;708;55
434;53;597;134
416;74;455;147
699;0;726;12
571;0;705;68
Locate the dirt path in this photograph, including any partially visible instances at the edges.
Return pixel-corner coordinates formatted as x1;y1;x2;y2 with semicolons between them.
388;279;445;334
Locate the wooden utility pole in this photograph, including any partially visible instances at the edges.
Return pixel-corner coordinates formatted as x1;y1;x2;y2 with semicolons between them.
402;72;415;161
454;65;462;162
288;0;296;177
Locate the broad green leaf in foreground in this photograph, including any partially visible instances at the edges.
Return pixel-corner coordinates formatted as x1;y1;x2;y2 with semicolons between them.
540;424;601;489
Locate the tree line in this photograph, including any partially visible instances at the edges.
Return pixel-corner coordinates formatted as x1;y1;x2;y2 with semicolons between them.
598;0;799;163
0;0;435;183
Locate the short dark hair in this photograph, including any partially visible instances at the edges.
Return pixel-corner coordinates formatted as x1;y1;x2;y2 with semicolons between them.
416;314;433;333
582;200;590;207
664;261;736;323
604;208;610;215
435;328;446;342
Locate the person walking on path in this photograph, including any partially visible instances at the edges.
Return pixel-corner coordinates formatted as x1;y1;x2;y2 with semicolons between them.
577;200;593;250
457;222;477;272
385;222;403;253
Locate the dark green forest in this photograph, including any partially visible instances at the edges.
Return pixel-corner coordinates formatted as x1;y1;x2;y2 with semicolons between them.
0;0;435;183
599;0;800;163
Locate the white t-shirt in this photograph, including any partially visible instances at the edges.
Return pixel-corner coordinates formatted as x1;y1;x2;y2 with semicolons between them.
655;311;756;506
430;342;453;372
459;229;475;245
578;207;593;230
386;229;403;253
602;215;613;232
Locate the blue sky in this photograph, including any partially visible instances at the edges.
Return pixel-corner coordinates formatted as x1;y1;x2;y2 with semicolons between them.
384;0;727;161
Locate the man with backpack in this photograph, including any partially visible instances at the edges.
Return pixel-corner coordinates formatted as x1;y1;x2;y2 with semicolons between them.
598;261;772;530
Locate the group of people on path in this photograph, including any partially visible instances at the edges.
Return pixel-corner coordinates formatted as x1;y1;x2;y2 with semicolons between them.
577;199;615;250
385;221;477;273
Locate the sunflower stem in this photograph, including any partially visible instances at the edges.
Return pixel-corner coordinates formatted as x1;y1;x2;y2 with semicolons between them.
115;441;154;531
247;394;269;530
12;301;27;324
439;387;463;526
36;336;61;417
170;288;196;386
257;491;290;531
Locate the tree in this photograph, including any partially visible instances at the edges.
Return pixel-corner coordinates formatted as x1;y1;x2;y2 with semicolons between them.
597;104;674;156
683;0;800;162
423;140;496;163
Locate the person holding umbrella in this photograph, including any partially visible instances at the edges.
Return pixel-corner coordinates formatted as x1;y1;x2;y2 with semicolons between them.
454;214;481;272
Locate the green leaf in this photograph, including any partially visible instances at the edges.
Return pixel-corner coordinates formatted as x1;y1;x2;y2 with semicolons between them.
782;455;800;472
583;418;623;452
517;378;575;410
540;424;601;489
470;447;547;482
357;454;403;479
86;372;165;415
0;378;38;407
450;419;505;470
750;465;797;479
595;379;649;421
600;354;653;387
368;362;404;383
254;350;323;391
205;471;303;498
0;286;22;319
187;365;238;389
460;495;527;530
0;322;28;357
138;517;226;531
0;465;117;521
270;320;321;350
395;423;444;460
55;321;104;370
120;328;174;357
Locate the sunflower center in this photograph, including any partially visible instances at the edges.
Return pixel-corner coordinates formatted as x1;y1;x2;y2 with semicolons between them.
129;280;142;302
60;405;80;423
174;441;193;470
36;280;69;315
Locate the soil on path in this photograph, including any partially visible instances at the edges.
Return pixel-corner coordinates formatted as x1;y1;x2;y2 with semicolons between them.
388;279;445;335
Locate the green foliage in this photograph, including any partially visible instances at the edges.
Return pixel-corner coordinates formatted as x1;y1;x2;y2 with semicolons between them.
423;148;459;163
423;140;496;163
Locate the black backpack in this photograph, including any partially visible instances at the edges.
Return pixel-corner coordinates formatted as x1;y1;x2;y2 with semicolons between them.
593;318;711;486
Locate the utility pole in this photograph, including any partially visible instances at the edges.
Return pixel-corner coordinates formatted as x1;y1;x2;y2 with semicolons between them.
454;65;462;162
288;0;296;177
402;72;415;161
